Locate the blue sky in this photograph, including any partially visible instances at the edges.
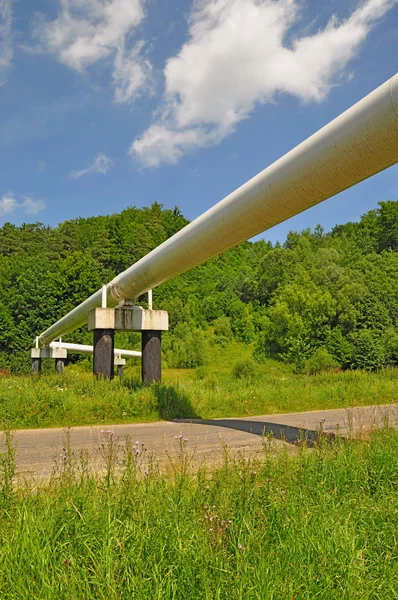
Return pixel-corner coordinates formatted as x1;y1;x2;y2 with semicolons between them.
0;0;397;244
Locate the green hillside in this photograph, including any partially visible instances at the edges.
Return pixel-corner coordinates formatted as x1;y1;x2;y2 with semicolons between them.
0;200;397;374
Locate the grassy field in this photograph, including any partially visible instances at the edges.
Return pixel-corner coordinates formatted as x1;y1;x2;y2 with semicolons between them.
1;427;398;599
0;342;397;429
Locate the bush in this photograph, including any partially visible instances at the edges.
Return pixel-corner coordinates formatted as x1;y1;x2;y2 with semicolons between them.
305;348;339;375
325;328;353;369
213;316;233;347
232;359;256;380
163;323;208;368
351;329;386;371
281;335;312;374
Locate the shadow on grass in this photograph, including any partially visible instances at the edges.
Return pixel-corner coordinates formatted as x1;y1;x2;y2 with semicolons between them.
121;378;200;420
154;385;201;421
174;418;335;446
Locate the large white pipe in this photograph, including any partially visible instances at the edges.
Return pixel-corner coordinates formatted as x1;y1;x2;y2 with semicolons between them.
50;341;141;358
39;74;398;346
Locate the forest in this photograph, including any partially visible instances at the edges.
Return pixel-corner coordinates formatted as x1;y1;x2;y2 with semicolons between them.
0;199;397;374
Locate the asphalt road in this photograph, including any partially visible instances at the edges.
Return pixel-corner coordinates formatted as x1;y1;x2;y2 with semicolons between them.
1;404;397;479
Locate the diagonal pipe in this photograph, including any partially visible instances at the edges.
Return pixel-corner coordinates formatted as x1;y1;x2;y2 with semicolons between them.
38;74;398;347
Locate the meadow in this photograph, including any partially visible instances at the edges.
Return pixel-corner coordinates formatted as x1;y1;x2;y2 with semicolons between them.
1;346;398;431
1;425;398;599
0;342;397;430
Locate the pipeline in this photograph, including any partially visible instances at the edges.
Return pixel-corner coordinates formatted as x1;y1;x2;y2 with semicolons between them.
49;341;141;358
38;74;398;346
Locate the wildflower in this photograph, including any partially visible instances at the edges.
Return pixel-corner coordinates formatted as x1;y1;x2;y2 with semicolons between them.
59;453;67;460
237;543;245;551
183;438;189;443
250;470;257;476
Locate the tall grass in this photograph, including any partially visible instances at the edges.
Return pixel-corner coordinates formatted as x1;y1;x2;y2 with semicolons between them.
0;364;397;430
1;428;398;598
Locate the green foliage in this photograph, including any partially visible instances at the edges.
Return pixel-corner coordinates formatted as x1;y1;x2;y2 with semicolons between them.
351;329;386;371
0;200;397;372
325;327;353;369
213;315;233;346
305;348;339;375
232;359;256;380
163;323;208;368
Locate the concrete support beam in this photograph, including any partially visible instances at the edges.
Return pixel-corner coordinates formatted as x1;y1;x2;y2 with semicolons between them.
93;329;115;379
141;331;162;384
115;305;168;331
115;356;126;378
55;358;65;375
88;308;116;379
31;346;67;375
32;358;41;374
88;305;168;382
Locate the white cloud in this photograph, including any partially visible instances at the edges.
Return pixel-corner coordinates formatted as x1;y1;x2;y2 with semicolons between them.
0;193;45;217
22;197;46;215
0;0;12;83
33;0;151;103
70;152;114;179
131;0;397;167
113;41;153;104
0;193;18;216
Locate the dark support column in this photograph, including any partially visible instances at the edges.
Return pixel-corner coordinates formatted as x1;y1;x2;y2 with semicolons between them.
32;358;42;374
55;358;65;375
117;364;124;378
141;330;161;384
93;329;115;379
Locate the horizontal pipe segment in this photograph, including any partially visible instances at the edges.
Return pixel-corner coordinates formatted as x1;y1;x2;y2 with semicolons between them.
49;341;141;358
38;74;398;346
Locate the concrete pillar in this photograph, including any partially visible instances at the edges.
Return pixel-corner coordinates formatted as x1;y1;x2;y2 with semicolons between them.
115;357;126;378
32;358;41;374
88;308;116;380
141;330;162;384
31;346;67;375
93;329;115;379
55;358;65;374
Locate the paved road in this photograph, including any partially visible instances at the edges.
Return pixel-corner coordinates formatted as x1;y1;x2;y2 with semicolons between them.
1;404;397;479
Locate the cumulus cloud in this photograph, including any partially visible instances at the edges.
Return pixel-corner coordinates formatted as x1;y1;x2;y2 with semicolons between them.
0;193;18;216
0;0;12;84
70;152;114;179
131;0;397;167
33;0;151;103
0;193;45;217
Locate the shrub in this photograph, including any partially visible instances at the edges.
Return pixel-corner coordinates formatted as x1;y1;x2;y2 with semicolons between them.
351;329;386;371
305;348;339;375
325;328;353;369
213;316;233;346
163;323;208;368
232;359;256;380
